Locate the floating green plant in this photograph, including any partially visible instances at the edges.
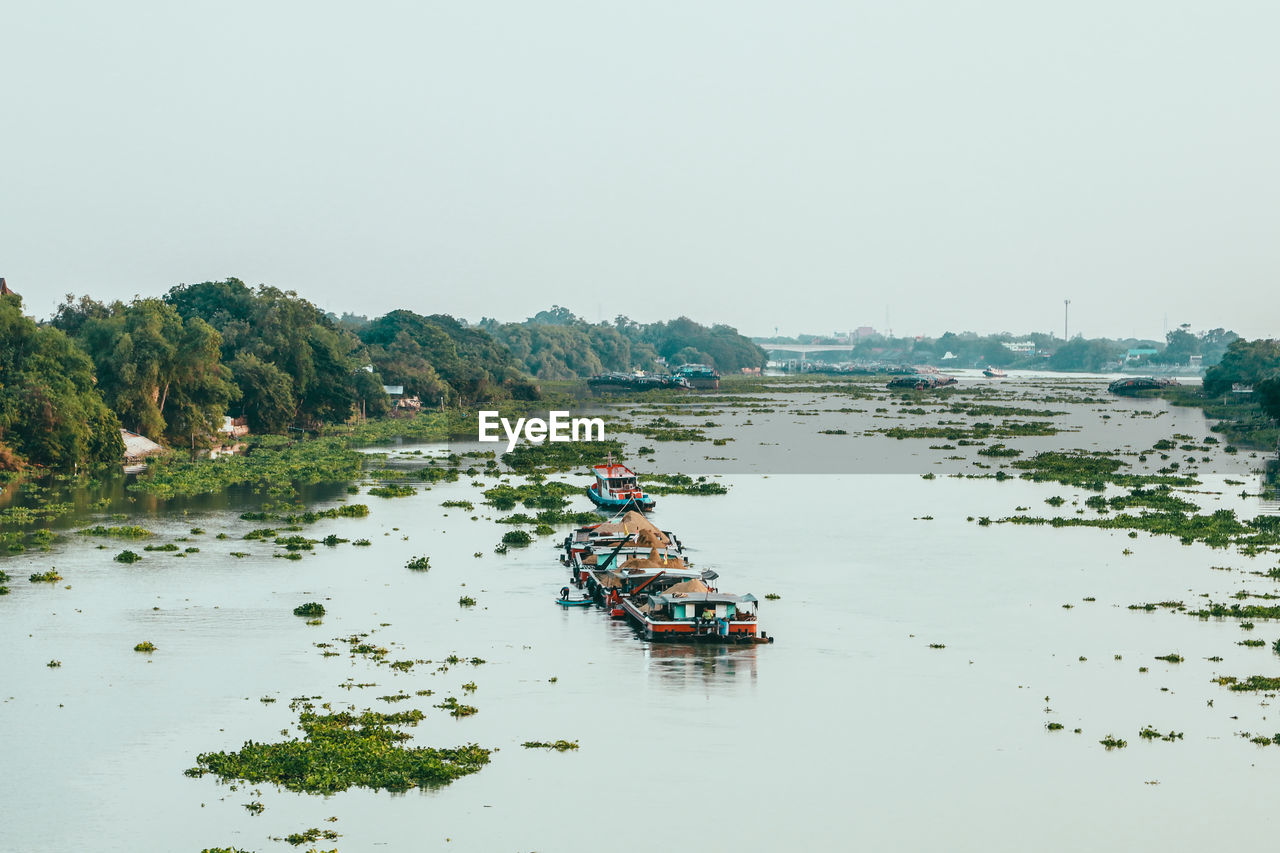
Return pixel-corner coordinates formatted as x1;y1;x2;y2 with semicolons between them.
458;596;477;608
1138;726;1183;742
282;827;341;847
368;484;417;498
1213;675;1280;692
405;556;431;570
189;708;490;793
1099;735;1128;750
78;524;153;538
293;602;326;618
353;539;372;547
522;739;579;751
134;641;156;652
1154;653;1184;663
29;570;63;583
501;530;532;547
435;697;478;718
1046;722;1064;731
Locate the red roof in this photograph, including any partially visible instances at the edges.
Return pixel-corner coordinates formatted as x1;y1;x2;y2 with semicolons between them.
593;463;635;477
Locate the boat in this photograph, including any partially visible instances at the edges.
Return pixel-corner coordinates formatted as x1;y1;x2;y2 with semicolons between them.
982;366;1007;378
562;510;684;573
621;582;762;642
886;373;957;390
555;596;594;608
674;363;720;390
587;372;693;394
586;459;656;512
1107;376;1178;395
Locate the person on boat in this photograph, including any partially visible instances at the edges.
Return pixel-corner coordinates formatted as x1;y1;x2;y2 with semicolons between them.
716;617;729;638
560;586;570;601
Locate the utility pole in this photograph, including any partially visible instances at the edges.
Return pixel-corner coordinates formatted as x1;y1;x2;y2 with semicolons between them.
1064;299;1071;340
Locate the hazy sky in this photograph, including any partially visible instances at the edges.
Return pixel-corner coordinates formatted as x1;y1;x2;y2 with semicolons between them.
6;1;1278;340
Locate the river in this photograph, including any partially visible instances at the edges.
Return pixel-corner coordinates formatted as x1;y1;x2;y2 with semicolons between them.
2;375;1278;852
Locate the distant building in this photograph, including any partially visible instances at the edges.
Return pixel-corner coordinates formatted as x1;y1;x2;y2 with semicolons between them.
1002;341;1036;354
219;416;250;438
120;429;164;465
854;326;877;340
1188;354;1203;368
1125;348;1159;363
382;385;405;398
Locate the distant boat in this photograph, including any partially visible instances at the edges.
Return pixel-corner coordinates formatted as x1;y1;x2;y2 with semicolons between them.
982;366;1007;378
1107;376;1178;395
587;372;692;393
586;458;656;512
674;363;720;390
886;374;958;390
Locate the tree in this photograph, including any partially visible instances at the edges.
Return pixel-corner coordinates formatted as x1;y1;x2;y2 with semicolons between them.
1153;327;1200;365
1047;338;1120;372
0;293;123;470
1204;339;1280;396
54;297;236;444
227;353;295;433
165;280;375;427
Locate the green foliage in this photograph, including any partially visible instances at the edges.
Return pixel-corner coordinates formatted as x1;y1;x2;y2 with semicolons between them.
134;641;156;652
165;279;383;428
500;530;532;547
293;602;326;617
1204;338;1280;396
189;708;490;793
114;550;142;563
79;524;152;538
53;294;236;445
130;437;364;498
368;483;417;498
522;739;579;751
502;439;626;473
405;555;431;570
29;570;63;583
0;293;124;471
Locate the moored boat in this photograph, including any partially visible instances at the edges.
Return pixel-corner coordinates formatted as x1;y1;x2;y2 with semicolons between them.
586;460;656;512
886;373;957;390
982;366;1007;378
674;363;720;390
622;587;761;642
587;372;693;394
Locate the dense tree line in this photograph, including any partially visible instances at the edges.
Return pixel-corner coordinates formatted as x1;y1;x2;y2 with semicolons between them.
6;283;768;470
478;306;767;379
1;293;123;471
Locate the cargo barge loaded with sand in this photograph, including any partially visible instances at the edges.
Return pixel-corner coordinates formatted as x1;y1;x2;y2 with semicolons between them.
557;498;770;644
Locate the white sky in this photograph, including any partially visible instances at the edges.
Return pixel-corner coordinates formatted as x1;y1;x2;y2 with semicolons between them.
5;1;1278;340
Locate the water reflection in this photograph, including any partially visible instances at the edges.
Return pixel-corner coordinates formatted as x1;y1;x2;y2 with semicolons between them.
642;641;758;685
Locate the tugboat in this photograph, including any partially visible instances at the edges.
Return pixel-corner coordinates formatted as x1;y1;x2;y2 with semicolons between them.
982;366;1007;378
674;363;720;390
586;457;656;512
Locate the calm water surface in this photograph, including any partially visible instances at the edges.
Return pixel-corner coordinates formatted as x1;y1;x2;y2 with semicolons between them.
2;378;1279;852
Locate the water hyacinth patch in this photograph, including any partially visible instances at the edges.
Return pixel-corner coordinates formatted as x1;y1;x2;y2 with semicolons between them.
522;740;579;751
188;709;490;793
405;556;431;571
293;602;326;618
